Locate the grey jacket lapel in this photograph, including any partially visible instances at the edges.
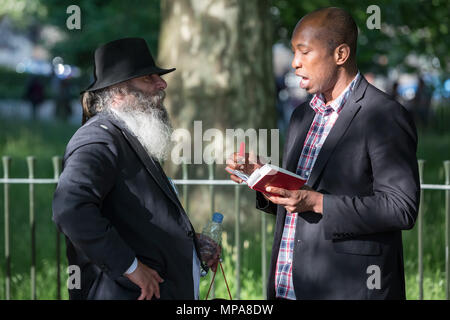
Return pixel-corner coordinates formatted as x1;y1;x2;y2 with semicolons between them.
306;76;369;188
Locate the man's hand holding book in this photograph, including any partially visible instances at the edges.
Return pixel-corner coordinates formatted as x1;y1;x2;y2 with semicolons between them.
225;145;323;214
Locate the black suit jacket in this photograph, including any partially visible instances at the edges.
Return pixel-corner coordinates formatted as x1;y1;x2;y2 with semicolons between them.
53;113;202;300
257;76;420;299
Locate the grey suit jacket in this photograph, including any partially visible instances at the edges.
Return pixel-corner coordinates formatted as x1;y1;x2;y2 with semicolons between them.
53;113;202;299
257;75;420;299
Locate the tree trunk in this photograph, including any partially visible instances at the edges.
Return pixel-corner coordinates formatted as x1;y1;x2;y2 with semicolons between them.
158;0;276;177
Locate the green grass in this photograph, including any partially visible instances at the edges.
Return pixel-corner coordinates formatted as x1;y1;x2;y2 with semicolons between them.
0;116;449;300
401;127;450;300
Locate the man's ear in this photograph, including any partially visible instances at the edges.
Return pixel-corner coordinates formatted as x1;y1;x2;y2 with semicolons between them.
334;43;351;66
111;93;125;109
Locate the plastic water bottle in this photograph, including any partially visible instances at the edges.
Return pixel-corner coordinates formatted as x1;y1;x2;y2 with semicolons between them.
199;212;223;276
202;212;223;245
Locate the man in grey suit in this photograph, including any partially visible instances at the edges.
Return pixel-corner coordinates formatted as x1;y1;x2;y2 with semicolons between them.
226;8;420;299
53;38;219;300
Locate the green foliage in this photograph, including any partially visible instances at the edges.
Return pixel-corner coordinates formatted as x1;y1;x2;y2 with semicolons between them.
0;67;31;100
36;0;162;70
0;0;47;29
428;104;450;135
0;66;89;101
5;0;448;76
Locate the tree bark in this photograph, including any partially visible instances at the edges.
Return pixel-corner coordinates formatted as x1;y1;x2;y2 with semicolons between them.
158;0;276;176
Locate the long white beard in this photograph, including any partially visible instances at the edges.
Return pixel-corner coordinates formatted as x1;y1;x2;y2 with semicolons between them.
107;90;173;162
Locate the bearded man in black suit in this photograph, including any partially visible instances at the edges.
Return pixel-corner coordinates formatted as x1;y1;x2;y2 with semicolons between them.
53;38;219;300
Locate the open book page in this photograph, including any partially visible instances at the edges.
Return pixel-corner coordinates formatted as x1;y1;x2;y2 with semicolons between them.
226;164;306;194
255;164;305;181
248;164;306;192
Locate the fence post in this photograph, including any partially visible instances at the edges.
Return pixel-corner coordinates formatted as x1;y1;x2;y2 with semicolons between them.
262;213;267;299
444;160;450;300
2;156;11;300
234;184;241;299
27;156;36;300
208;162;216;298
182;162;189;215
52;156;62;300
418;159;425;300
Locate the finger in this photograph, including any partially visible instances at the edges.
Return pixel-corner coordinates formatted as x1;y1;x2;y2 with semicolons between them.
207;258;219;272
266;195;289;205
226;155;244;167
147;275;161;299
225;158;239;168
143;285;155;300
230;175;243;184
206;259;215;268
286;206;296;213
266;186;289;197
247;151;260;165
151;270;164;283
138;290;146;300
234;152;246;164
152;281;161;299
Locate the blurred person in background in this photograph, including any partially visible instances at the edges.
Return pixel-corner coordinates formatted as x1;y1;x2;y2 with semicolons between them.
412;76;432;128
25;75;45;120
54;77;73;121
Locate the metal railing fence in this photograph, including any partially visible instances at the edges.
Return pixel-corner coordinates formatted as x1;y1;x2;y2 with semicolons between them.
1;156;450;300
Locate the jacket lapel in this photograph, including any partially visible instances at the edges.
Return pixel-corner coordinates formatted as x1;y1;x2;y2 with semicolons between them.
99;114;204;263
101;114;184;211
273;105;315;241
284;105;315;173
120;128;183;208
306;76;369;188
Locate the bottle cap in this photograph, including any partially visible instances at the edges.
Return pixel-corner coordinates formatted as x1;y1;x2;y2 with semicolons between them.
212;212;223;223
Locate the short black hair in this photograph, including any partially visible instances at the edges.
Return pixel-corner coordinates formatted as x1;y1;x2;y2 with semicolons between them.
300;7;358;59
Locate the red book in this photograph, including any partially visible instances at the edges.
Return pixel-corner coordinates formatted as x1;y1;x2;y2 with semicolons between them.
226;164;306;196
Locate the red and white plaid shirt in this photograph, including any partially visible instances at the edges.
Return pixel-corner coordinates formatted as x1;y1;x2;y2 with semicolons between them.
275;73;360;299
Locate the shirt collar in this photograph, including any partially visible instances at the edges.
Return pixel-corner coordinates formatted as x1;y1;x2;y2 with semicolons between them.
310;71;360;116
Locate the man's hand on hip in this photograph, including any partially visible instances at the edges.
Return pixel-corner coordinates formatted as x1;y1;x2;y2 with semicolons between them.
124;260;164;300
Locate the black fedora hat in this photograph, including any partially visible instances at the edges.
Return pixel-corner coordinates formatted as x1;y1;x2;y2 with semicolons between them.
81;37;175;93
